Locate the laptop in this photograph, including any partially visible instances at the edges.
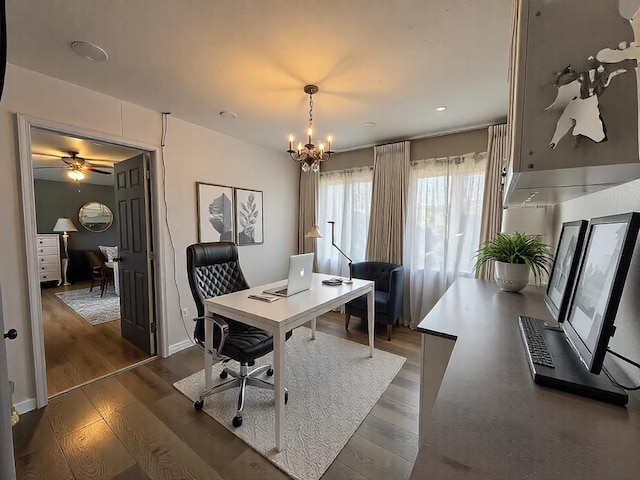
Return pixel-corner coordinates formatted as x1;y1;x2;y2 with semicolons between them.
263;253;314;297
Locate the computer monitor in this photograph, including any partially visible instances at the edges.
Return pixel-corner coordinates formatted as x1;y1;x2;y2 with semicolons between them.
544;220;588;322
563;212;640;374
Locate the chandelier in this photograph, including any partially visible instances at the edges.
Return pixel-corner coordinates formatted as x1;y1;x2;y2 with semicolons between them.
287;84;333;172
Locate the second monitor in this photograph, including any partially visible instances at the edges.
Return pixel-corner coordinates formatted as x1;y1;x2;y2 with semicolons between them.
545;219;588;323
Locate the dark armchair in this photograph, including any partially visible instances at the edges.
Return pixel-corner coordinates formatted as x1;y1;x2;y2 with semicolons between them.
186;242;290;428
345;261;404;341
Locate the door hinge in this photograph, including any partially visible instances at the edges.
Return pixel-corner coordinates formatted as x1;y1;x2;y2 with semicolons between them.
151;322;157;333
145;169;151;180
149;251;155;261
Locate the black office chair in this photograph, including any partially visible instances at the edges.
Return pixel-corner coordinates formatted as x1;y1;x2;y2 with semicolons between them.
345;261;404;341
186;242;290;427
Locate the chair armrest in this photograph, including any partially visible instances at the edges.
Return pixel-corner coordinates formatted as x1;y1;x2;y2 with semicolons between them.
387;266;405;318
194;315;229;359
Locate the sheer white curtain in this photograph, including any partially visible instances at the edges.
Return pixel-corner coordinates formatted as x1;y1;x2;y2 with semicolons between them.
317;167;373;277
404;152;487;326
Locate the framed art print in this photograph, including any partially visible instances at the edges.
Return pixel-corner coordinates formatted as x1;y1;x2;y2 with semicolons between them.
544;219;587;322
196;182;235;242
235;188;263;245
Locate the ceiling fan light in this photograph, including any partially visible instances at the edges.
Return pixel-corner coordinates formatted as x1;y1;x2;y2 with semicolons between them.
68;170;85;181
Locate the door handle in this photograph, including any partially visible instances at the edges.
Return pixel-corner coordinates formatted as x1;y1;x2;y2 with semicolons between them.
112;257;122;262
4;329;17;340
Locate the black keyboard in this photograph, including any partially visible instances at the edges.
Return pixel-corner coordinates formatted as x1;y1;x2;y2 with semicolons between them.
519;316;555;368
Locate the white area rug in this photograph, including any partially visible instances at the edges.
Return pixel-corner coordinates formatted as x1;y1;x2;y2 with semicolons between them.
55;288;120;326
174;327;406;480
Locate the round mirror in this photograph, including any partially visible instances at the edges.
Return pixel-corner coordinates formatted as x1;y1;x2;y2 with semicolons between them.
78;202;114;232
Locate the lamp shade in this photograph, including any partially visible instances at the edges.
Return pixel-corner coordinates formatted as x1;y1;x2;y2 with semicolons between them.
53;217;78;233
305;224;323;238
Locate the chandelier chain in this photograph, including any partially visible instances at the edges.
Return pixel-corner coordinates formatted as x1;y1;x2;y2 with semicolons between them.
308;94;314;129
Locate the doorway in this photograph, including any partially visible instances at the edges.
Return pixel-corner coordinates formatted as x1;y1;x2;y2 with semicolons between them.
17;114;167;406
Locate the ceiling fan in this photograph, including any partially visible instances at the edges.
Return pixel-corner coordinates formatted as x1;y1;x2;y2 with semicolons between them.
33;151;113;180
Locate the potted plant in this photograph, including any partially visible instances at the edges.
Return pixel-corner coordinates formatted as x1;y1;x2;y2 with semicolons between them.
473;232;553;292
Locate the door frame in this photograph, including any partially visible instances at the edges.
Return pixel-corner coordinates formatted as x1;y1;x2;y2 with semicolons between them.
17;113;169;408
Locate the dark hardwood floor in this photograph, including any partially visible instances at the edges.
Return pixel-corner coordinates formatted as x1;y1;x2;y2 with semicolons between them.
13;312;421;480
41;281;153;396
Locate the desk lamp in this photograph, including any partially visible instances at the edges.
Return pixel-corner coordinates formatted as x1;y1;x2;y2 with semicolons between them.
328;221;353;284
53;217;78;286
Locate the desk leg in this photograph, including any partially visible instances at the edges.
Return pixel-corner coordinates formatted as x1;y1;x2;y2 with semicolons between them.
367;288;375;357
204;317;213;390
113;263;120;296
310;317;316;340
274;329;286;452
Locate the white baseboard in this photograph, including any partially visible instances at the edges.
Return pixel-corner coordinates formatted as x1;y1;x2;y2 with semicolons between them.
15;397;38;414
169;338;195;356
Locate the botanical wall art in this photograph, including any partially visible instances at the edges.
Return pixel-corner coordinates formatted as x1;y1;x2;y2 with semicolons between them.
197;182;234;242
235;188;263;245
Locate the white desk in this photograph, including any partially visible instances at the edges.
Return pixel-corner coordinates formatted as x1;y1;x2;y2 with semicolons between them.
204;273;375;452
105;262;120;296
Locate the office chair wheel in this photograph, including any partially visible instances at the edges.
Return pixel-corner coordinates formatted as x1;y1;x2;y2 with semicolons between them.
220;371;228;379
232;415;243;427
194;400;204;410
266;368;273;376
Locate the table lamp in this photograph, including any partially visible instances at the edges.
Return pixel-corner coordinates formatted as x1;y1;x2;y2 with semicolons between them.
53;217;78;286
305;224;322;239
328;221;353;284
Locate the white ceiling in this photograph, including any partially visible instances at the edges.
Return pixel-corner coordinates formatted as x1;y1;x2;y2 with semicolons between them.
6;0;512;155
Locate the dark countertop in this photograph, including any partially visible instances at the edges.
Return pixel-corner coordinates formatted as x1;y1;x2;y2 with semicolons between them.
412;278;640;479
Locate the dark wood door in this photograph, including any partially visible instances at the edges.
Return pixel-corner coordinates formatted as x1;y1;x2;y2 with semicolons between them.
114;154;155;355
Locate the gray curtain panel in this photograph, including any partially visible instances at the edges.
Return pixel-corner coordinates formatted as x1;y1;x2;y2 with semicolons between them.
476;124;508;280
366;141;409;264
298;169;319;270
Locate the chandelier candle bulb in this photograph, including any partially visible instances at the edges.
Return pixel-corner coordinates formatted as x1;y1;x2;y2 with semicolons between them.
307;128;312;146
288;136;294;151
327;136;332;151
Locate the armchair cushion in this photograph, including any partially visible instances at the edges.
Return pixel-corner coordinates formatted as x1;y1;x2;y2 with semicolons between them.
345;261;404;326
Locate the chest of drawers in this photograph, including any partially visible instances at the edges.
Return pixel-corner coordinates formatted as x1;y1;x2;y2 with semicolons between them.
37;234;61;284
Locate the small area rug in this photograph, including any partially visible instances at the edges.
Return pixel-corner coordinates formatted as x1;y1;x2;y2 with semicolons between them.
55;288;120;326
174;327;406;480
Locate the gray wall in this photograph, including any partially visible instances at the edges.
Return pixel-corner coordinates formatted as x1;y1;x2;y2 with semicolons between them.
322;127;489;171
34;179;118;250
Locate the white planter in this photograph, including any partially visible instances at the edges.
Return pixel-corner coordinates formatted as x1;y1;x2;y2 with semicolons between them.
494;261;530;292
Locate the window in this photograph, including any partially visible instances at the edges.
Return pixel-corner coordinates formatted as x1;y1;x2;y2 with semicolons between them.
405;153;486;324
317;167;373;276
